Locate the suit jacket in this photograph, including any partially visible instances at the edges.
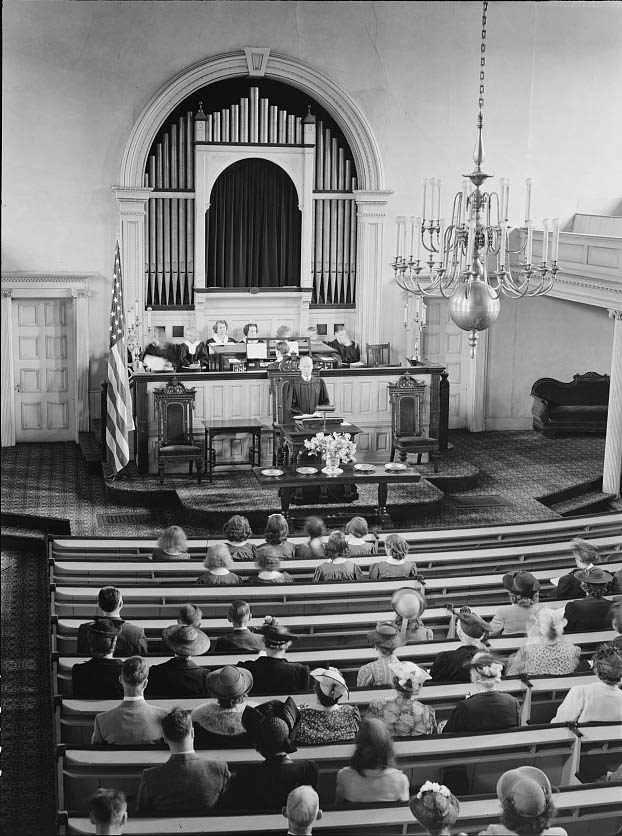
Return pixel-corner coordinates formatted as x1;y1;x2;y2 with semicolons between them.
443;691;521;735
220;757;319;811
555;570;587;600
238;656;310;696
564;596;612;632
92;698;168;745
429;644;479;683
72;657;123;699
214;629;264;653
145;657;210;698
137;752;230;815
77;616;148;657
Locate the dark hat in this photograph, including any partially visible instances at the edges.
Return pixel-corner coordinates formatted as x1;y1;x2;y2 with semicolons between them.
162;624;210;657
496;766;551;817
454;606;492;639
575;566;612;585
259;616;298;644
206;665;253;699
87;618;121;638
242;697;300;755
409;782;460;831
502;571;540;596
367;621;401;651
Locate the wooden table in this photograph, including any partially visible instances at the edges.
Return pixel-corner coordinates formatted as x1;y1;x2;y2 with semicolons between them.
252;464;421;520
202;418;262;481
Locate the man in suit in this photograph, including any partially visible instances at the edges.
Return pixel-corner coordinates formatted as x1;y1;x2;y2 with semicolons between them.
283;786;322;836
285;355;330;417
214;600;264;653
91;656;167;745
72;620;124;699
136;707;230;814
564;566;613;631
146;624;211;698
77;586;147;657
89;788;127;835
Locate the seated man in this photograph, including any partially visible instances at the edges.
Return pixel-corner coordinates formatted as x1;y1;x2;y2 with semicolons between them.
136;707;230;815
72;619;123;699
285;355;330;418
77;586;147;658
92;656;168;745
88;788;127;836
283;786;322;836
214;600;264;653
146;623;211;697
323;326;361;366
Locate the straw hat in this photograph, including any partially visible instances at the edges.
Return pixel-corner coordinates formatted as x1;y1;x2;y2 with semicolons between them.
391;588;426;620
496;766;551;817
310;667;349;701
502;571;540;596
575;566;612;585
206;665;253;699
389;659;431;689
162;624;210;656
367;621;401;651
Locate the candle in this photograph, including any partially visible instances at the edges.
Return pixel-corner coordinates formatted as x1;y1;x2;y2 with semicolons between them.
499;225;507;267
461;180;468;224
551;217;560;262
422;179;429;221
400;218;407;259
542;218;550;264
435;179;442;220
415;216;422;260
465;220;476;267
526;221;534;265
147;307;153;329
504;179;511;221
438;218;446;257
524;178;533;224
421;301;427;326
404;303;408;326
409;216;416;259
395;217;401;259
498;179;506;221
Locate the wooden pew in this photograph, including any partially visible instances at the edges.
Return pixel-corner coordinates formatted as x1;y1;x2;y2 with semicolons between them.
575;723;622;784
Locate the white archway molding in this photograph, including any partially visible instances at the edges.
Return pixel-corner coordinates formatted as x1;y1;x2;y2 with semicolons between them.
119;50;385;192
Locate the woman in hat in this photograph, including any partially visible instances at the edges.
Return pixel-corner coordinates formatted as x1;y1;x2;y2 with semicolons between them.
296;667;361;745
191;665;256;748
367;660;437;737
489;571;542;636
391;588;433;643
146;624;211;698
369;534;423;581
335;718;410;804
238;616;310;695
222;515;256;562
255;546;295;584
152;525;190;561
552;538;601;600
479;766;567;835
552;644;622;724
344;516;378;556
429;606;492;683
313;531;364;583
410;782;466;836
505;608;584;677
563;566;613;631
442;652;520;734
356;622;402;687
72;619;123;699
294;515;327;560
196;544;243;586
221;698;319;811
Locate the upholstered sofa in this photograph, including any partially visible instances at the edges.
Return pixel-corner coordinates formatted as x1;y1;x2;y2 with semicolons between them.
531;372;609;437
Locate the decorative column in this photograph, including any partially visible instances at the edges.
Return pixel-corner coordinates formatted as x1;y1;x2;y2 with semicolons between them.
1;290;15;447
353;190;392;346
603;309;622;497
72;288;92;433
114;187;152;345
466;328;490;431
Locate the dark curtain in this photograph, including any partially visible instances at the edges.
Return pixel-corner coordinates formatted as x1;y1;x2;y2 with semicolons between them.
206;159;301;288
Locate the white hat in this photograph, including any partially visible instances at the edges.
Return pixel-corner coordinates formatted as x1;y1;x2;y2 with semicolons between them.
310;666;349;701
389;659;431;689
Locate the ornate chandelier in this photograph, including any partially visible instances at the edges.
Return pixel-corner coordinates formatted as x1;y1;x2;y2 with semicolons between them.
392;1;559;357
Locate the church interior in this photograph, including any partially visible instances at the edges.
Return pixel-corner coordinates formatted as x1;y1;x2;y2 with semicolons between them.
2;1;622;835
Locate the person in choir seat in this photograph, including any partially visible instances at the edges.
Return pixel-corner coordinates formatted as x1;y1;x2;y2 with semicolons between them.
178;328;209;368
268;340;292;369
242;322;263;342
207;319;237;345
141;328;179;371
324;326;362;366
286;355;330;418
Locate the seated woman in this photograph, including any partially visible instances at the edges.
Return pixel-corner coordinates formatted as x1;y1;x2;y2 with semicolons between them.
196;544;243;586
479;766;568;836
178;327;209;368
344;517;378;556
241;322;262;342
335;718;410;804
552;644;622;724
391;588;432;643
324;326;361;366
410;782;466;836
223;514;256;562
151;525;189;561
367;659;437;737
429;606;492;683
489;571;542;636
141;329;179;371
313;531;364;583
258;513;295;561
296;666;361;745
255;546;295;584
369;533;422;580
442;652;520;734
268;339;292;369
238;617;310;695
207;319;236;345
563;566;613;631
611;602;622;653
357;622;402;687
294;515;326;559
192;665;256;748
552;538;600;600
505;608;583;677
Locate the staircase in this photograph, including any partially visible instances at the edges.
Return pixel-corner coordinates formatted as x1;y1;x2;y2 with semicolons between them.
538;478;617;518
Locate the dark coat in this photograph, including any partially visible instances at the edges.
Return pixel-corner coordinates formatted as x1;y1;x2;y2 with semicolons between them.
443;691;521;735
324;339;361;365
220;757;319;811
77;616;148;657
555;570;587;600
145;657;210;698
214;629;264;654
238;656;310;696
285;376;330;417
72;657;123;699
178;341;209;367
137;752;230;815
564;596;613;632
429;645;479;683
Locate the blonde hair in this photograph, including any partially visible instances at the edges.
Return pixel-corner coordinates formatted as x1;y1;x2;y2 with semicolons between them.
157;526;187;553
528;608;566;643
203;544;233;571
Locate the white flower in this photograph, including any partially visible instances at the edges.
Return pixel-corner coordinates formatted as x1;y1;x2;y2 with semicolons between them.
416;781;451;799
304;431;357;463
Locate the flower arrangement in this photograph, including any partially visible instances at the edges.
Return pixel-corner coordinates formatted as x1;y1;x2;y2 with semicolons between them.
304;431;357;464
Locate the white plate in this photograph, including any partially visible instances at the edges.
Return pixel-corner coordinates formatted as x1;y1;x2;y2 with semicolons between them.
384;462;407;471
296;466;318;475
261;468;284;477
321;466;343;476
354;463;376;472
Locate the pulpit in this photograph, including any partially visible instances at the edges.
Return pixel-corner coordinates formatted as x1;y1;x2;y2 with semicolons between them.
388;373;440;471
153;378;203;484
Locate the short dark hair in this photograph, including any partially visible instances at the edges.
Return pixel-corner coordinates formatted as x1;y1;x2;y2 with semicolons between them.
178;603;202;626
265;514;289;545
228;600;251;624
350;718;395;775
89;788;127;824
98;586;122;613
243;322;258;336
275;340;290;356
224;514;252;543
162;707;192;742
213;319;228;331
500;796;556;835
122;656;149;687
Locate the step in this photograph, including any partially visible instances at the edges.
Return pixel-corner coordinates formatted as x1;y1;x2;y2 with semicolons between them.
538;478;602;508
550;490;615;518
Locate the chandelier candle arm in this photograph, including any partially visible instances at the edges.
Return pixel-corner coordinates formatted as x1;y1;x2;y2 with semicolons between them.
524;178;533;224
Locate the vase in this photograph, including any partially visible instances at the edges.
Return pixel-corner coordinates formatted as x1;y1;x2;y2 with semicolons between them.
322;455;342;475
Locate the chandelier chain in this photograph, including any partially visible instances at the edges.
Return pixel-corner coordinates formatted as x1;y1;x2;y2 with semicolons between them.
479;0;488;110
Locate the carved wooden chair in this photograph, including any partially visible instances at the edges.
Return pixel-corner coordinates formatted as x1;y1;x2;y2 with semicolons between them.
366;342;391;367
388;373;440;471
153;378;203;484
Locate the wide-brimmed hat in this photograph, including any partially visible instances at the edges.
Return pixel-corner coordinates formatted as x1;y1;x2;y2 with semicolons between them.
367;621;401;651
162;624;210;656
496;766;551;816
206;665;253;699
87;618;121;637
502;571;540;596
259;616;298;644
311;667;348;701
392;588;426;621
409;782;460;830
389;659;431;689
242;697;300;755
454;606;493;639
575;566;612;585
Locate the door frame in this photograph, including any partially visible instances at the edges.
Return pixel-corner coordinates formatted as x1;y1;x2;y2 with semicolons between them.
1;273;91;446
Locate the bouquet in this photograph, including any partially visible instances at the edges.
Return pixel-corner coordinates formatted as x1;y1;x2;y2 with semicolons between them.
304;431;357;463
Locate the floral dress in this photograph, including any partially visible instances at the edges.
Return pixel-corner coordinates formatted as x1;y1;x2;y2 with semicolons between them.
295;704;361;745
366;693;437;736
505;642;582;676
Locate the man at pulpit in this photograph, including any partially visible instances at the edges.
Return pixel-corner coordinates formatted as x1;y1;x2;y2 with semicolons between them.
286;355;330;417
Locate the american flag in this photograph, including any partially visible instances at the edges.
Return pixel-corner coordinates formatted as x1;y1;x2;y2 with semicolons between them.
106;242;135;474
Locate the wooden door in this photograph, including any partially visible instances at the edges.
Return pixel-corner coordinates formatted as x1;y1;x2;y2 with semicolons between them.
12;298;76;442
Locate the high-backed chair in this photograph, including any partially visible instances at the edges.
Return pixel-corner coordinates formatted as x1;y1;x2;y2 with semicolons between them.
389;372;440;471
267;357;307;465
366;342;391;367
153;378;202;484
